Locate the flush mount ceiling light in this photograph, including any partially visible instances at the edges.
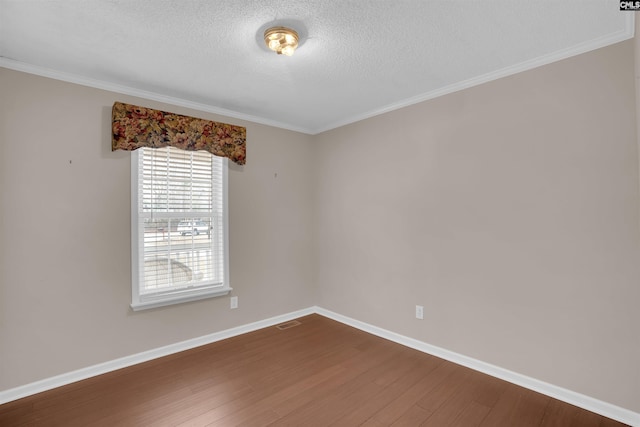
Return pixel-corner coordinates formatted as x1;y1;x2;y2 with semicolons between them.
264;26;299;56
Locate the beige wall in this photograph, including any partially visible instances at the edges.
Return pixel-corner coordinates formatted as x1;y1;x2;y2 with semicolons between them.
636;14;640;224
1;38;639;414
313;40;640;412
0;68;315;390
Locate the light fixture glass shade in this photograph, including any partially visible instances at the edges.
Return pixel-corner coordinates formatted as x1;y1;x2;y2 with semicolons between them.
264;26;299;56
281;45;295;56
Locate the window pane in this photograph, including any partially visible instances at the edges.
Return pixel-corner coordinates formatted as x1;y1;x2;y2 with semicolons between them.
136;147;226;299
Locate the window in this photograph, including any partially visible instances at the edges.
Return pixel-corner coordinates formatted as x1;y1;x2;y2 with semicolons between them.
131;146;230;310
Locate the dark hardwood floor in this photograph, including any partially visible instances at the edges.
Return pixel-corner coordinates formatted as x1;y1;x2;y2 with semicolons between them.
0;314;629;426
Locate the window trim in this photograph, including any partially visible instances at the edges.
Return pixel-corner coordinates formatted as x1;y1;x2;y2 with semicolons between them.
130;149;231;311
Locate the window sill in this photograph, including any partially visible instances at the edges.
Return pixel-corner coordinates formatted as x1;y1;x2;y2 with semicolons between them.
131;287;232;311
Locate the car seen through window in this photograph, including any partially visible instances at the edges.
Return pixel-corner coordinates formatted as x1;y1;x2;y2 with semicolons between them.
177;220;210;236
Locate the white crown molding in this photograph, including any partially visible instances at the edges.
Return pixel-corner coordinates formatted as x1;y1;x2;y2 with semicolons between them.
1;13;634;137
0;58;313;135
312;14;636;134
314;307;640;427
0;307;315;406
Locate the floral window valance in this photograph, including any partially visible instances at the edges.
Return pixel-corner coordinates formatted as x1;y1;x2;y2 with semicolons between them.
112;102;246;165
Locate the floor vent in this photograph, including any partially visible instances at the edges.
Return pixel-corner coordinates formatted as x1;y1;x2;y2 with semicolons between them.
276;320;301;330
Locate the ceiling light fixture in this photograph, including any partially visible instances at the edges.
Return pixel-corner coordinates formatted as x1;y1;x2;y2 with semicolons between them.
264;26;299;56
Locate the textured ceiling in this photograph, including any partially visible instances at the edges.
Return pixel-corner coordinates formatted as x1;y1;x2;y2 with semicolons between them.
0;1;633;134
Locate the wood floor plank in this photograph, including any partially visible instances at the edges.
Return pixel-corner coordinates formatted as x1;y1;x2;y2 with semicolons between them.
479;383;550;427
0;314;630;427
360;359;455;426
178;321;384;426
262;341;400;423
420;370;491;426
601;417;631;427
330;354;441;426
265;343;412;426
450;401;492;427
540;399;604;427
235;409;281;427
203;363;347;426
414;361;474;416
389;404;432;426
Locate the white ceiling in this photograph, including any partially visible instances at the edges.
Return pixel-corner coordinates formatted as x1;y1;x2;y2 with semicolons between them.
0;1;633;134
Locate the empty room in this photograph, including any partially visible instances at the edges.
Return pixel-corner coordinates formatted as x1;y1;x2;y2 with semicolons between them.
1;1;639;426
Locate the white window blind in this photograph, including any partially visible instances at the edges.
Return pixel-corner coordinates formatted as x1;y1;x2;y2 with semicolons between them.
131;146;230;310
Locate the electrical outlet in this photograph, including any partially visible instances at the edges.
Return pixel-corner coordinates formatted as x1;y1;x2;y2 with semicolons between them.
415;305;424;320
230;296;238;309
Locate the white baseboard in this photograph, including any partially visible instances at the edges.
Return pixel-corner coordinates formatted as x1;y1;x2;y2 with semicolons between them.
314;306;640;427
1;306;638;426
0;307;315;406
